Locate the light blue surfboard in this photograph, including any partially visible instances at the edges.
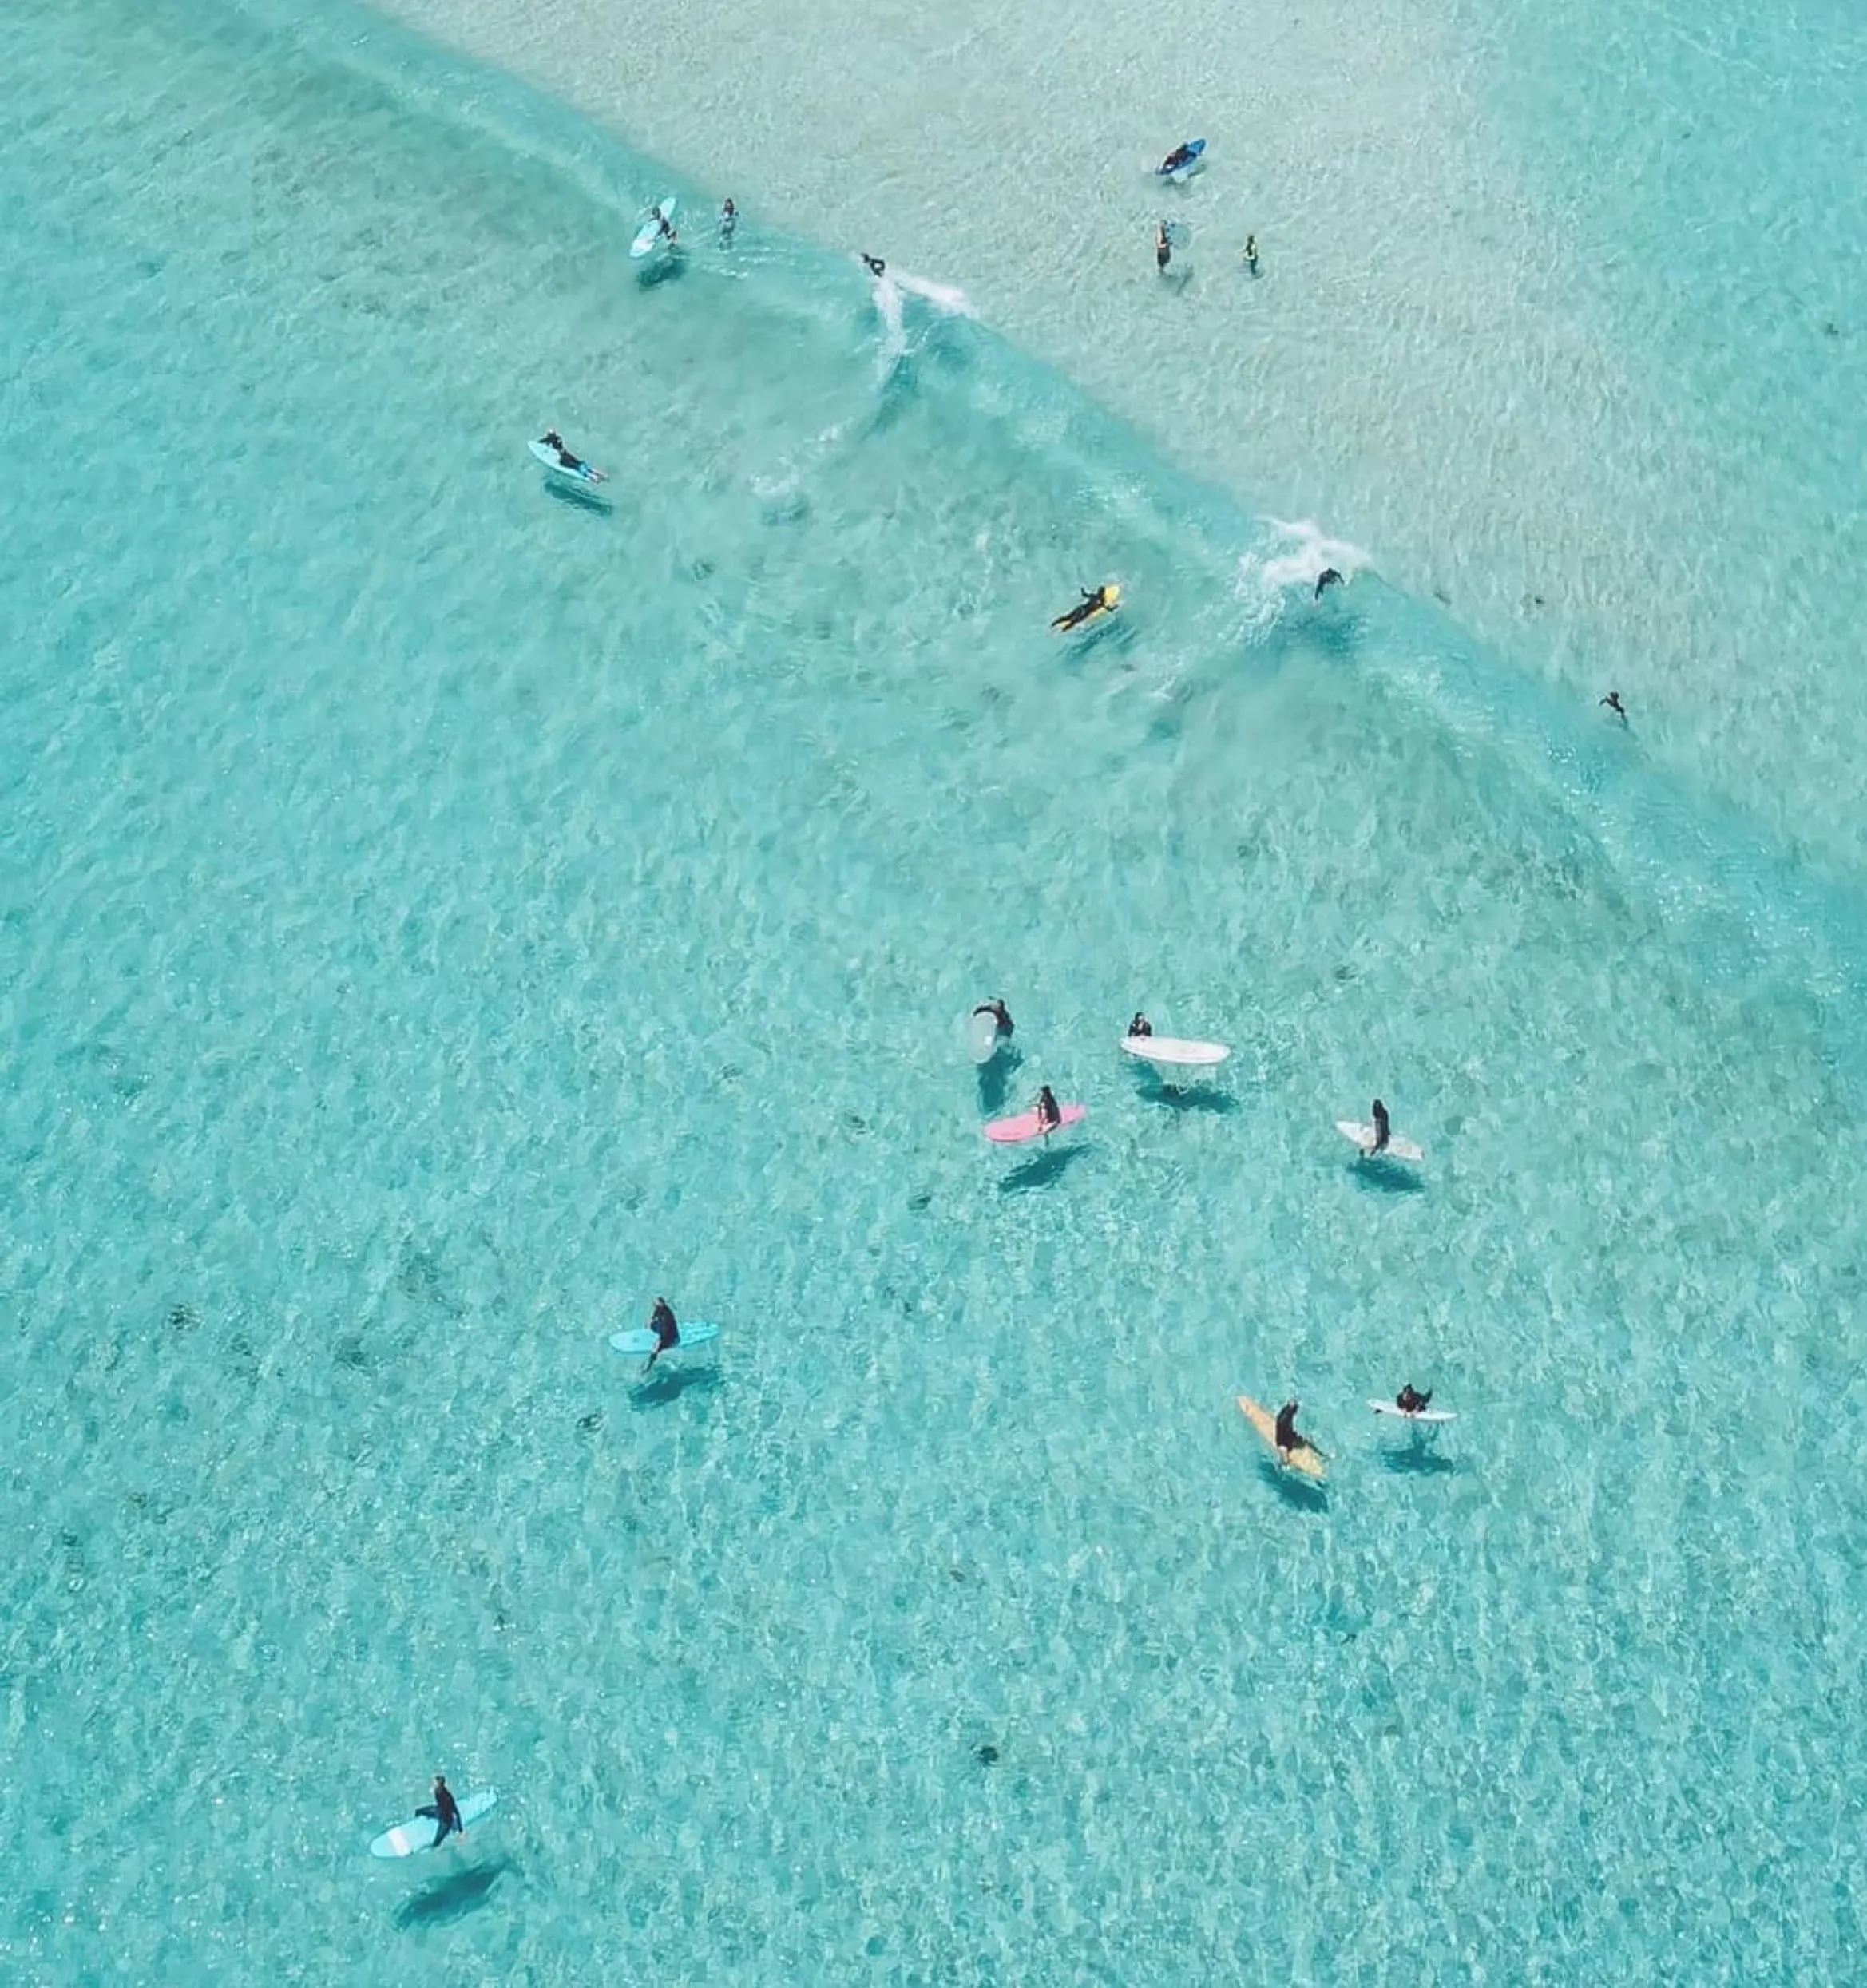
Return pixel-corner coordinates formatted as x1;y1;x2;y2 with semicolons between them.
608;1321;720;1356
370;1788;497;1859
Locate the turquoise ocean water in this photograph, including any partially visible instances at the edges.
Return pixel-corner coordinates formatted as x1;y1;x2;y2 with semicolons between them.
5;0;1865;1982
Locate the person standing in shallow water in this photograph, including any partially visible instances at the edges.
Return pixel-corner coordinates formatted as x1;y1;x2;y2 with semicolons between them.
719;197;737;244
1243;232;1259;275
1601;690;1627;722
1155;221;1172;273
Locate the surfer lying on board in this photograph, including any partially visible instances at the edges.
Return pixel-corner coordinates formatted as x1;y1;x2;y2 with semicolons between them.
973;996;1013;1040
643;1297;680;1373
1395;1383;1433;1415
1159;141;1199;175
1035;1085;1063;1135
1052;584;1119;632
1273;1400;1318;1466
415;1776;464;1850
541;430;603;479
1369;1099;1391;1153
1128;1012;1152;1038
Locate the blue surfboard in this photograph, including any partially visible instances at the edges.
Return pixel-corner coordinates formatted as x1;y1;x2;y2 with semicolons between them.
370;1788;497;1859
608;1321;721;1356
1156;138;1207;181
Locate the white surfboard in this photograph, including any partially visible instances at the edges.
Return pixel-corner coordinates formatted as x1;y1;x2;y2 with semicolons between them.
1370;1400;1457;1423
1337;1119;1424;1162
631;196;678;259
1122;1035;1229;1067
967;1008;1008;1063
370;1788;497;1859
528;438;606;485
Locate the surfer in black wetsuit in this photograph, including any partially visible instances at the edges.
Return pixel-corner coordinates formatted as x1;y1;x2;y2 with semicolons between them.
719;197;737;244
1600;690;1627;722
654;204;677;244
861;252;886;278
1155;220;1172;272
1160;141;1198;175
415;1775;464;1849
973;996;1013;1040
1035;1085;1063;1135
1273;1399;1314;1463
1370;1099;1391;1154
1314;567;1344;600
1396;1383;1433;1415
1243;232;1259;275
1052;584;1118;632
1128;1012;1152;1038
541;430;582;471
643;1297;680;1373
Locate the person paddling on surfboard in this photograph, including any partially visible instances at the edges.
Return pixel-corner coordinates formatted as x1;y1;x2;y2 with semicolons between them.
973;996;1013;1040
1395;1383;1433;1415
541;430;589;476
1052;584;1119;633
1368;1099;1391;1154
414;1775;464;1850
1159;141;1199;175
1273;1399;1317;1467
643;1297;680;1374
1128;1012;1152;1038
1034;1085;1063;1136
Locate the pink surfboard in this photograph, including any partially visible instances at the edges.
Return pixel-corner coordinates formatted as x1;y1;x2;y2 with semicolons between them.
982;1103;1087;1144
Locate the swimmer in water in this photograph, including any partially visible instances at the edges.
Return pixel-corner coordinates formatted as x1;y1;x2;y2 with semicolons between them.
1243;232;1259;275
1600;690;1627;721
861;252;886;278
719;197;737;243
1128;1012;1152;1038
1052;584;1119;632
1314;567;1344;600
1273;1399;1315;1465
643;1296;680;1374
414;1775;464;1850
1155;221;1172;272
1034;1085;1063;1135
1369;1099;1391;1154
972;996;1013;1040
1395;1383;1433;1415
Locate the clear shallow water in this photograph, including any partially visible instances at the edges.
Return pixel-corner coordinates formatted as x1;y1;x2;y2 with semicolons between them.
3;2;1866;1983
368;0;1867;881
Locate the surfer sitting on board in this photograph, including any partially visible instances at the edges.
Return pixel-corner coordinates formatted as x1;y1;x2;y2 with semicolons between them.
1368;1099;1391;1154
973;996;1013;1040
643;1297;680;1373
1052;584;1118;633
1035;1085;1063;1135
1314;567;1344;600
1273;1400;1317;1466
414;1775;464;1850
1128;1012;1152;1038
1395;1383;1433;1415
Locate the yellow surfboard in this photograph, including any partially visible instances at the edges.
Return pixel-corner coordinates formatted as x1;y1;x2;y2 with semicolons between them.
1238;1393;1326;1481
1050;581;1121;632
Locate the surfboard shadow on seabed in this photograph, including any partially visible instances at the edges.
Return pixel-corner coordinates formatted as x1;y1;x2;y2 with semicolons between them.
393;1858;513;1931
1258;1458;1328;1511
628;1362;722;1411
997;1142;1088;1194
